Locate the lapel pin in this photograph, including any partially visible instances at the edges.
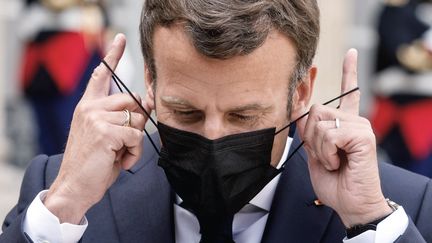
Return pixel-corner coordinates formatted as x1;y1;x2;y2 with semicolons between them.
314;199;323;206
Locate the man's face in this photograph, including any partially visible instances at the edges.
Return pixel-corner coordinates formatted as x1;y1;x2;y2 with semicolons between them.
147;25;313;166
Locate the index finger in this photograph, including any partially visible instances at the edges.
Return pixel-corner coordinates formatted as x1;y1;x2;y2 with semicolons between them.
339;48;360;115
84;34;127;99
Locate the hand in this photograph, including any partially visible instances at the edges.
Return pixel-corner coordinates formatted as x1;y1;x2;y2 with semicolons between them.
44;34;151;224
298;49;392;227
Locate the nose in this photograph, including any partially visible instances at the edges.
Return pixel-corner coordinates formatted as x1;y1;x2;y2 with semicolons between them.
202;116;229;140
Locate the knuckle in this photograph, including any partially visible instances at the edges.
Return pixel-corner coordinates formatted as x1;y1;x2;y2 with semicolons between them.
96;122;109;136
316;121;326;132
87;111;99;125
134;130;144;141
106;139;120;152
303;141;312;151
136;113;145;124
365;132;377;145
93;124;110;145
309;104;320;114
322;131;333;144
131;92;142;102
76;102;89;114
91;65;104;80
309;104;325;117
74;102;92;121
359;117;371;127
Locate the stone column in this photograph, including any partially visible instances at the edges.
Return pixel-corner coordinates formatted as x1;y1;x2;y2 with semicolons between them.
0;0;8;163
312;0;352;105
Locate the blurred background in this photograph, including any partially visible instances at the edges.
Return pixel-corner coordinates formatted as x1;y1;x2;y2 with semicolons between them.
1;0;431;230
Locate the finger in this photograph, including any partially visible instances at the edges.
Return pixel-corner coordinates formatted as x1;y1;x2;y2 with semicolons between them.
314;120;366;171
139;98;154;127
314;121;339;171
95;92;142;112
85;34;127;98
120;137;144;170
303;105;366;170
107;125;144;169
295;107;308;141
339;48;360;115
304;104;366;131
105;111;146;131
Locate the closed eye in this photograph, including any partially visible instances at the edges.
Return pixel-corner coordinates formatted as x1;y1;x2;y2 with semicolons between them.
228;113;258;122
174;110;199;116
172;109;204;123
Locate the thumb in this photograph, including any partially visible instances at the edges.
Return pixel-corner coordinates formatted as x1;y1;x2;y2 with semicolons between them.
85;34;126;99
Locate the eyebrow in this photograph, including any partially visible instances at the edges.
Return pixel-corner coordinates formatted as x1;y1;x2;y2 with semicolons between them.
161;96;272;113
229;103;273;113
161;96;194;107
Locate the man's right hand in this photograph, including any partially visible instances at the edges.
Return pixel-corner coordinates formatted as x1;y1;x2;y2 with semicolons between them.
43;34;150;224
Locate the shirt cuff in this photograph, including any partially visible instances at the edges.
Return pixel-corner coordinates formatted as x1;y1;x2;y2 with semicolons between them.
23;190;88;243
343;206;409;243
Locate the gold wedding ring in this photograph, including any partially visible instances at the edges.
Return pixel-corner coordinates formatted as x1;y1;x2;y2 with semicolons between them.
123;109;131;127
335;118;340;129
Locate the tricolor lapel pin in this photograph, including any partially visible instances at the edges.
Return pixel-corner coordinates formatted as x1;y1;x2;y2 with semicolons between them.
314;199;323;206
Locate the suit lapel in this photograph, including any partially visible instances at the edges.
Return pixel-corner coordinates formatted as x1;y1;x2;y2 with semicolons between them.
108;133;175;243
261;136;335;243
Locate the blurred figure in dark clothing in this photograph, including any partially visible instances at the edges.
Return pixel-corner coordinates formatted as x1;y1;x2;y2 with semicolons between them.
371;0;432;177
18;0;108;155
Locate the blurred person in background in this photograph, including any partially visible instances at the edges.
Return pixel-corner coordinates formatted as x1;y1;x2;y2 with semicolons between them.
18;0;109;155
371;0;432;177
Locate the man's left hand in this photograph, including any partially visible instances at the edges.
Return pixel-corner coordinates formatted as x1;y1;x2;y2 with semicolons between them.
298;49;393;227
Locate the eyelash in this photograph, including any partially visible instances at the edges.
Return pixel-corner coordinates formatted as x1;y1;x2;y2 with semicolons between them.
173;110;198;116
229;113;256;122
172;110;258;124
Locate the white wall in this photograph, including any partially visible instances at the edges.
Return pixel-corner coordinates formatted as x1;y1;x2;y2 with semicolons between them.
313;0;352;107
0;0;9;162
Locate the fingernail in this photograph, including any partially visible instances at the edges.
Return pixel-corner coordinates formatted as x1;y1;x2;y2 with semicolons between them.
349;48;358;57
114;34;122;44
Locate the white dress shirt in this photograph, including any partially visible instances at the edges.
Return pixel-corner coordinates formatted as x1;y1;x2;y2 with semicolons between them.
24;137;408;243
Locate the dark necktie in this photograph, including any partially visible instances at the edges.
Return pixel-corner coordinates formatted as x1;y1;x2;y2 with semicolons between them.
197;213;235;243
180;202;235;243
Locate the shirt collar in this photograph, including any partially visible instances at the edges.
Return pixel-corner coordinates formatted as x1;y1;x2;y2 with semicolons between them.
248;136;293;211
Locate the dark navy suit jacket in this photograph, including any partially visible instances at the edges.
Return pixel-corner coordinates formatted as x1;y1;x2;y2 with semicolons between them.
1;133;432;242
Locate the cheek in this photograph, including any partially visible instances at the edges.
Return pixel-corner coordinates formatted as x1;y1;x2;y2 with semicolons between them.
270;133;289;167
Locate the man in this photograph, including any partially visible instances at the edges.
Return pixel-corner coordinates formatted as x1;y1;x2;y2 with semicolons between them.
1;0;431;242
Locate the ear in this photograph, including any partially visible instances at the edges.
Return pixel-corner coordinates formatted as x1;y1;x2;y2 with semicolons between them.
144;64;156;110
291;66;316;118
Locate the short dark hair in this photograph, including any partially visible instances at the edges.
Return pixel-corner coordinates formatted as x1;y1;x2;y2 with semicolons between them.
140;0;320;116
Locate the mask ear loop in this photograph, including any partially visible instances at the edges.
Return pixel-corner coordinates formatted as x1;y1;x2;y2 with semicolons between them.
101;60;161;156
276;87;360;168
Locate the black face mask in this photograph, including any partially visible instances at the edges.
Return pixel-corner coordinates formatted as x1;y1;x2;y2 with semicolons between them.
158;123;290;243
102;59;360;242
158;122;281;218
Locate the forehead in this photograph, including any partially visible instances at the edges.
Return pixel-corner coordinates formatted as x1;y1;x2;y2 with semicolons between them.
151;25;298;108
152;25;297;77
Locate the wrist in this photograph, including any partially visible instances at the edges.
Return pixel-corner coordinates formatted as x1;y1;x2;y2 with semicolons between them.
44;181;91;224
338;198;393;228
